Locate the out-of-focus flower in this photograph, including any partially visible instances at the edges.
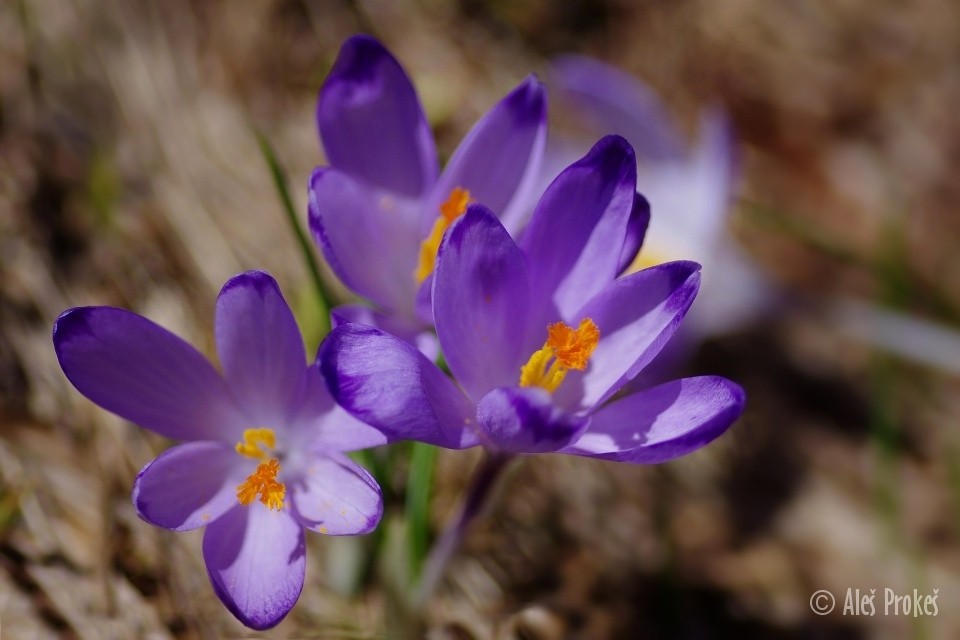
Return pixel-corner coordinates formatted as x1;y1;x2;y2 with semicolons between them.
53;271;384;630
320;137;744;461
548;55;770;338
309;35;547;354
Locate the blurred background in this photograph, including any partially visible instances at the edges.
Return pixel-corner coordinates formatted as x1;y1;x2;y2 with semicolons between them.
2;0;959;637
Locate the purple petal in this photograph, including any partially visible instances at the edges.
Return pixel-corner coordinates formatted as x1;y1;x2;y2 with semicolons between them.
617;193;650;274
53;307;243;442
550;55;685;162
476;386;587;454
289;364;388;452
203;505;305;630
562;376;745;463
289;453;382;535
425;76;548;235
132;442;245;531
521;136;638;323
433;205;534;400
331;303;438;360
317;35;437;197
215;271;306;425
319;324;478;449
309;167;421;314
554;261;702;410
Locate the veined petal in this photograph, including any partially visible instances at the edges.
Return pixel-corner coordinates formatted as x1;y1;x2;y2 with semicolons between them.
215;271;306;425
476;386;587;454
521;136;637;323
53;307;243;442
309;167;421;314
319;324;478;449
331;303;438;361
562;376;744;463
434;205;533;400
289;364;388;452
550;54;685;162
317;34;437;197
426;76;548;235
618;193;651;274
555;261;701;410
203;505;305;630
290;453;382;535
132;442;245;531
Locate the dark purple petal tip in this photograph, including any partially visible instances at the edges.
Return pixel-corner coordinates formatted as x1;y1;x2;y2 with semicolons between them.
323;34;394;87
577;135;637;186
503;74;548;127
618;192;651;274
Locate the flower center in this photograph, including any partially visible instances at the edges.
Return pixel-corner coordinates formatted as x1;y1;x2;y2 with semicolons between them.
414;187;473;284
519;318;600;393
234;428;286;510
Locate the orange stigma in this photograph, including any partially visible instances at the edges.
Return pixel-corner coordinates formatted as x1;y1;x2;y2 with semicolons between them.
236;458;286;510
414;187;473;284
519;318;600;393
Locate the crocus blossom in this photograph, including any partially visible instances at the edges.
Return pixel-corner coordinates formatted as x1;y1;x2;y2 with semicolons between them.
320;136;745;463
53;271;384;630
309;35;548;352
547;55;770;338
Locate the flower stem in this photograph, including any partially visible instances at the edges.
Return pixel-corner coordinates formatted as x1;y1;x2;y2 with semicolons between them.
417;451;512;603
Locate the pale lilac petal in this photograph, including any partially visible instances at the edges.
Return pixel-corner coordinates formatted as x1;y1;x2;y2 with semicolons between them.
476;386;587;454
618;193;650;274
289;364;388;452
331;303;438;361
554;261;702;410
309;167;421;314
550;55;685;162
319;324;478;449
562;376;744;463
53;307;244;442
203;505;305;630
132;442;245;531
433;205;534;400
426;76;548;235
215;271;306;425
290;453;382;535
317;35;437;197
521;136;637;323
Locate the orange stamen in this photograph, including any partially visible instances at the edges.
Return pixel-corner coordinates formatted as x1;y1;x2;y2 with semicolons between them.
519;318;600;393
236;458;286;510
414;187;473;284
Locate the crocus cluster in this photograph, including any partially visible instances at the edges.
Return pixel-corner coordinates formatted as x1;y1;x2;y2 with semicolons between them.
52;34;746;631
321;135;745;466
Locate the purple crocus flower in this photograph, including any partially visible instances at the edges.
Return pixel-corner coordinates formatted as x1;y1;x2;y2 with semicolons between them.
320;135;745;465
53;271;384;630
309;35;547;352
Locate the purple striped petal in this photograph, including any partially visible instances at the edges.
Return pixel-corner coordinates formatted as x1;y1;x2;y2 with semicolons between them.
53;307;243;442
618;193;650;274
331;303;437;360
319;324;478;449
562;376;745;463
203;506;305;630
433;205;534;400
476;386;587;454
521;136;637;323
215;271;306;425
425;76;548;234
309;167;421;314
132;442;245;531
290;453;382;535
317;35;437;198
554;261;702;411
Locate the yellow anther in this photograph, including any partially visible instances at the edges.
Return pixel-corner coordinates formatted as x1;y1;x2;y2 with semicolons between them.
414;187;473;284
519;318;600;393
235;428;276;459
236;458;286;510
